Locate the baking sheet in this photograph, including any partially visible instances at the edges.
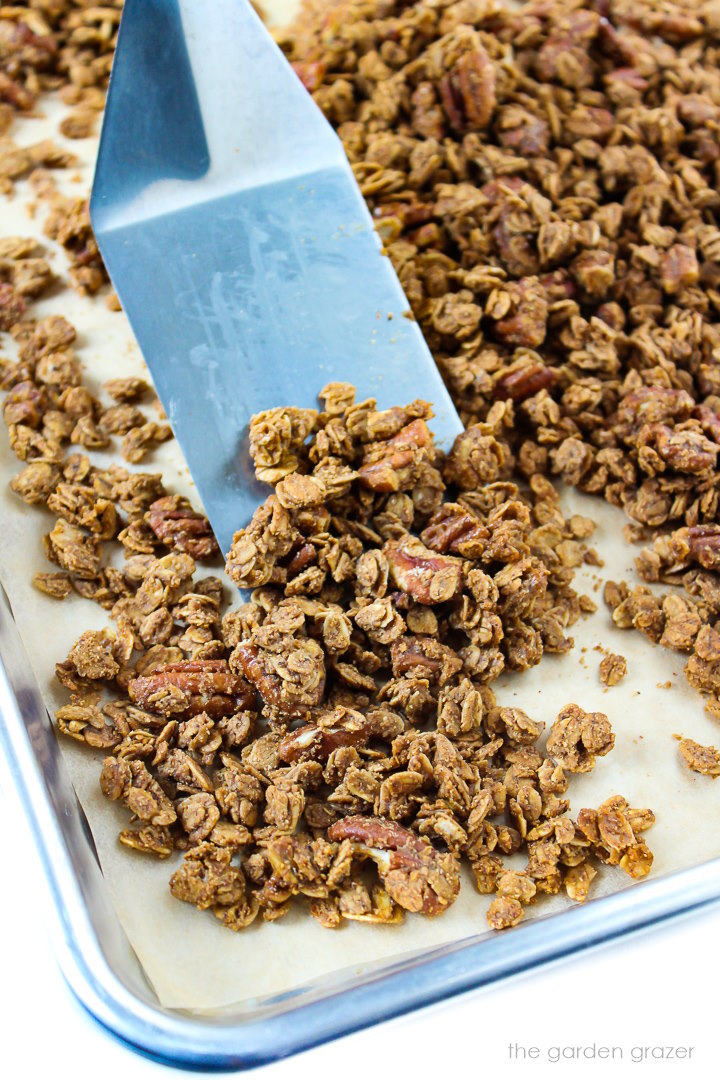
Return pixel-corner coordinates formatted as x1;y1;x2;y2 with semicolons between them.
2;0;720;1012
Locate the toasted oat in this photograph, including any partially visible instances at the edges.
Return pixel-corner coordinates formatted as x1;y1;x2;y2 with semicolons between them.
32;570;71;599
677;737;720;778
122;421;172;464
59;109;96;140
546;704;614;773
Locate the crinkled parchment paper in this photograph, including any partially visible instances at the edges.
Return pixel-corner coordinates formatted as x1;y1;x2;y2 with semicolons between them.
2;0;720;1012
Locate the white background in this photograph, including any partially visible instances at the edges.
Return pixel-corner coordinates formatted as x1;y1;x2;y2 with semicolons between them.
1;776;716;1080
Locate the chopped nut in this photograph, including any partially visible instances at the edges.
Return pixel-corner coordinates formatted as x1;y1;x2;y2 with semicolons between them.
328;816;460;916
599;653;627;687
385;536;463;604
145;496;219;559
128;660;255;720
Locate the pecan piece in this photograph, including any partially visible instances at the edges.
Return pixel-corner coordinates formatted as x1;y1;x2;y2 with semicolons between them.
384;536;463;604
693;405;720;445
650;424;718;475
327;816;460;915
284;541;317;579
616;387;694;427
390;635;463;684
231;638;326;718
688;525;720;571
498;107;549;157
494;364;558;403
145;496;220;559
534;9;598;89
439;46;495;131
659;244;699;294
278;706;402;763
128;659;255;719
491;280;549;348
291;59;326;93
358;418;432;493
421;503;487;558
278;722;364;763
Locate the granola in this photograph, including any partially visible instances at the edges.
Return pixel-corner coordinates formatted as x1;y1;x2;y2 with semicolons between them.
279;0;720;738
15;0;720;938
40;382;653;933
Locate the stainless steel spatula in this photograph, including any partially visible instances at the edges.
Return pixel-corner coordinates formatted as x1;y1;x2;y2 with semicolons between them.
90;0;463;554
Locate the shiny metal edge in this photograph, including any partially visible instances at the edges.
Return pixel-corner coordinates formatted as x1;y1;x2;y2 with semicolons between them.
2;581;720;1070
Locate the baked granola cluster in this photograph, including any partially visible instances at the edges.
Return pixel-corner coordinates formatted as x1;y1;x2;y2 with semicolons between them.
48;385;652;932
18;0;720;930
0;2;120;117
285;0;720;529
0;3;120;290
281;0;720;761
1;281;205;608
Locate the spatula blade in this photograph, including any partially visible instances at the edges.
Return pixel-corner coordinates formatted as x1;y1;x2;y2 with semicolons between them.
91;0;463;555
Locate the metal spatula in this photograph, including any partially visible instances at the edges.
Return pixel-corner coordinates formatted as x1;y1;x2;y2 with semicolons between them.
90;0;463;554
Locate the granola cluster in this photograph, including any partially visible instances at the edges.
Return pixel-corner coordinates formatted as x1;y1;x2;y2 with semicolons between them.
281;0;720;756
0;2;120;118
0;3;119;290
17;0;720;935
50;385;654;932
286;0;720;526
1;285;210;605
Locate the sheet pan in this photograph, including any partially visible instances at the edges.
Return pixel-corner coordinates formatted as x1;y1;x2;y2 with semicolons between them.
2;0;720;1065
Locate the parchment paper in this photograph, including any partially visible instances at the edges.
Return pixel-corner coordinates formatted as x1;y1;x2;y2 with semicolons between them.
2;0;720;1012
